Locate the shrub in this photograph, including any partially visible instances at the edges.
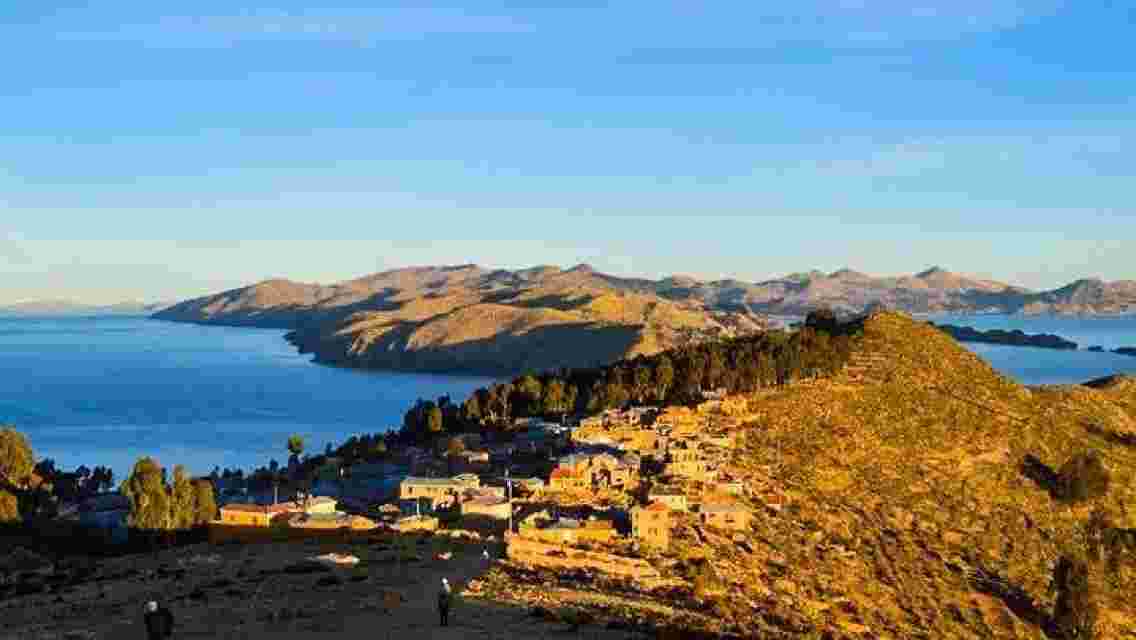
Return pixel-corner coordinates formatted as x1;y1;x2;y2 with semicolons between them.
1057;451;1110;503
1052;554;1098;640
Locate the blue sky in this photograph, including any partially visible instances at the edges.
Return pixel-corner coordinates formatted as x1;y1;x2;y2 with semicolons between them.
1;2;1134;302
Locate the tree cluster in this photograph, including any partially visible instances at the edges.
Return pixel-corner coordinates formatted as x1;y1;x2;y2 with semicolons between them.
120;457;217;531
398;312;858;441
32;459;115;505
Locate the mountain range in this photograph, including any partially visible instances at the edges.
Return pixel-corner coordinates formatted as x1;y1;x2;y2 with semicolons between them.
153;264;1136;374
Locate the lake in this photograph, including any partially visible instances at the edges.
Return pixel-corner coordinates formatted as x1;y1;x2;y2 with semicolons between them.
932;314;1136;386
1;313;1133;481
0;316;494;481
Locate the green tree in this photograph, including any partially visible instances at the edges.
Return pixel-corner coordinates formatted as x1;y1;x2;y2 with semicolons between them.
191;479;217;525
121;457;171;530
91;466;114;493
461;393;483;423
427;406;444;434
0;427;35;488
287;434;305;459
515;375;543;416
372;439;389;458
0;490;19;523
705;349;726;391
633;365;652;404
169;465;196;530
543;379;567;415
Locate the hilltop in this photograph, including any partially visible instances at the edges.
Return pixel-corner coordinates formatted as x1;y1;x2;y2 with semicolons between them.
471;312;1136;638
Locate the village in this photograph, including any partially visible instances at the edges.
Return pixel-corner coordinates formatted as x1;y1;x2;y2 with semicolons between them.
191;390;762;588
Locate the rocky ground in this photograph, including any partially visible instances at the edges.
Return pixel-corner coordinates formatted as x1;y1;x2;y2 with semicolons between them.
0;536;656;640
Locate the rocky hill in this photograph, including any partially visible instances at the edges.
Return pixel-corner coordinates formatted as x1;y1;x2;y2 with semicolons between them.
677;313;1135;637
665;266;1134;316
155;264;1136;374
466;312;1136;638
158;264;764;375
1019;278;1136;315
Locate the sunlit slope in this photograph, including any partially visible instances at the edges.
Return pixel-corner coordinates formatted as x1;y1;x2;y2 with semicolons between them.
710;312;1135;638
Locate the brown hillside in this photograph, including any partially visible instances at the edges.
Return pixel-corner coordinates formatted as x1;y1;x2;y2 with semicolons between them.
698;312;1136;638
484;312;1136;638
276;271;761;374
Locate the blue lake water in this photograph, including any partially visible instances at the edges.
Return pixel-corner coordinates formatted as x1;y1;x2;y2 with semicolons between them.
0;316;493;481
931;314;1136;386
0;314;1133;481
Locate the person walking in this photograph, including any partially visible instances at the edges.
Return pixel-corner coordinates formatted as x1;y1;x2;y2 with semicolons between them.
143;600;174;639
437;578;452;627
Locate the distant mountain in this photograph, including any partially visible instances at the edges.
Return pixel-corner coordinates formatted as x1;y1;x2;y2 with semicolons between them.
1018;278;1136;315
154;264;1136;374
0;300;171;316
155;264;764;375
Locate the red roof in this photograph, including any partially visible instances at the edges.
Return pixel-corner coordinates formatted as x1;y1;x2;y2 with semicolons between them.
645;501;670;512
550;468;577;480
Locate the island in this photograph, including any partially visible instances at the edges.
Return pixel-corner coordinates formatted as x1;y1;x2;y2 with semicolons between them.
1115;347;1136;358
932;323;1079;350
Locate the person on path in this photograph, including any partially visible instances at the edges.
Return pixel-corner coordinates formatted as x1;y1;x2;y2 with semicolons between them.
437;578;452;627
143;600;174;639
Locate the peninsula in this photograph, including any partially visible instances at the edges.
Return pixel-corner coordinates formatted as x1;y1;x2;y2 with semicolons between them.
933;323;1079;350
154;264;1136;375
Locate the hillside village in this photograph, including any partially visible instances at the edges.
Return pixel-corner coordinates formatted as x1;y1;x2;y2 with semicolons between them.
205;393;753;557
4;310;1136;639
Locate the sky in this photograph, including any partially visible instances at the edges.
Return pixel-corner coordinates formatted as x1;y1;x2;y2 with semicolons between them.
1;1;1134;303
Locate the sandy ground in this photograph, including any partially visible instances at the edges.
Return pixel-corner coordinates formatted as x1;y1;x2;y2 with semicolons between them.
0;537;653;640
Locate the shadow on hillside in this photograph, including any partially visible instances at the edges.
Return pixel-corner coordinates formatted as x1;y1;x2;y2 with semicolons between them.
509;294;599;312
1020;454;1062;500
969;565;1055;635
1084;422;1136;449
316;322;643;376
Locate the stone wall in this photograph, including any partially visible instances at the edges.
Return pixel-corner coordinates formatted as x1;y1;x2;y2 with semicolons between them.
505;534;660;580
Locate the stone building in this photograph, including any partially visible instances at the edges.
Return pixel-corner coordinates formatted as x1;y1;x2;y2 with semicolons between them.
216;496;338;527
286;512;378;531
399;475;481;507
631;502;672;550
665;442;711;481
549;467;589;492
522;516;617;546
